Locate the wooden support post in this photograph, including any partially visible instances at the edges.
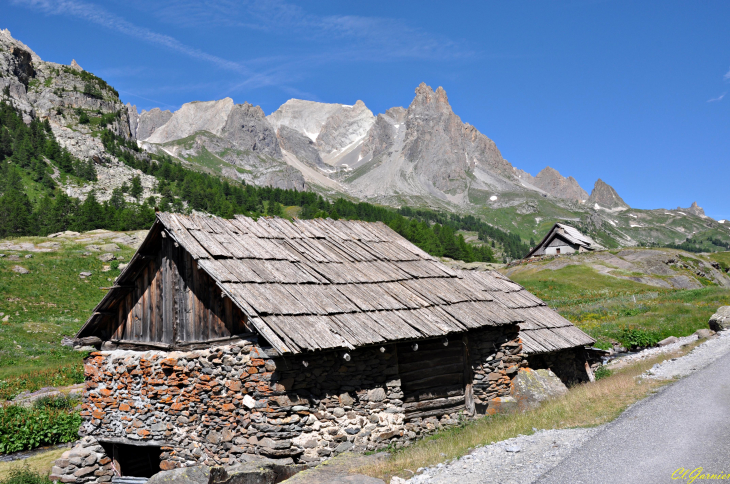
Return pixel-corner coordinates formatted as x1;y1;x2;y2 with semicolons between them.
462;335;475;416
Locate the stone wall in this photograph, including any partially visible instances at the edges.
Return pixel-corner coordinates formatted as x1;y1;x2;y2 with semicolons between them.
468;326;526;412
59;327;525;482
50;436;113;483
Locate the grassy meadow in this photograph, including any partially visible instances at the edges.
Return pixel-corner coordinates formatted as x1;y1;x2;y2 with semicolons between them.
509;262;730;349
0;232;136;399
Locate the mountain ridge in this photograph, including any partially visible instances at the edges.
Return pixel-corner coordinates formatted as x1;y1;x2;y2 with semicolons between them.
0;28;727;253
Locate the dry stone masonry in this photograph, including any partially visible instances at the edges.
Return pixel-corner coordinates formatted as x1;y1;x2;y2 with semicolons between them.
52;330;524;482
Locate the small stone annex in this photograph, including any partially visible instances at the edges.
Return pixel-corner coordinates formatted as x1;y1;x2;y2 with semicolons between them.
53;213;594;482
457;270;595;384
526;223;604;258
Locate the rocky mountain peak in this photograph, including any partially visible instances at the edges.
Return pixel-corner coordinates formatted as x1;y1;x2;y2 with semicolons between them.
267;99;343;141
678;201;706;218
410;83;453;115
70;59;83;72
146;98;235;144
315;100;375;156
531;166;589;202
587;179;629;210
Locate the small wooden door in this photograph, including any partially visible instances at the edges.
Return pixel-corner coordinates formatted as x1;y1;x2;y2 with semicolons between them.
398;336;474;420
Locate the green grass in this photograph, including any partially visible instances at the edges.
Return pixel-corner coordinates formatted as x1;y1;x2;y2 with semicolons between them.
0;234;136;381
510;263;730;349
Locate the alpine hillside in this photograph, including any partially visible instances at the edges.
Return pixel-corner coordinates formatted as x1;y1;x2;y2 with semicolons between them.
1;28;728;255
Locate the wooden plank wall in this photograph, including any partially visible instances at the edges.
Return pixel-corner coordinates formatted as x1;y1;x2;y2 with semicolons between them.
398;336;467;420
112;251;170;344
110;237;246;345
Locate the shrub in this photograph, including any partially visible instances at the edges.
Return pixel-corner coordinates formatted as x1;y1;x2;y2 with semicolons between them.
0;405;82;453
1;467;52;484
78;112;89;124
594;366;612;380
32;394;79;411
618;327;660;350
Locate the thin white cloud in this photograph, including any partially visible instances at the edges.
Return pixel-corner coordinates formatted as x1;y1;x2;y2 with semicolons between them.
707;92;726;102
12;0;471;98
124;0;471;62
725;68;730;80
10;0;286;89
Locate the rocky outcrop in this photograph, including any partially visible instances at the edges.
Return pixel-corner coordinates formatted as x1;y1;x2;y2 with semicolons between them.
587;178;629;210
316;100;375;156
402;83;513;194
147;98;234;144
678;201;706;218
267;99;344;141
221;102;281;158
522;167;589;201
360;107;405;160
277;125;327;169
129;106;174;141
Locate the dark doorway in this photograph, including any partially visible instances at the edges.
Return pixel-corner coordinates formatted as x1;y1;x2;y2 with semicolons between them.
100;442;161;478
397;336;467;420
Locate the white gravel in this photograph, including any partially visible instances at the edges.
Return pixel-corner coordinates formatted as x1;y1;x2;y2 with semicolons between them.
397;428;598;484
605;333;701;371
645;330;730;380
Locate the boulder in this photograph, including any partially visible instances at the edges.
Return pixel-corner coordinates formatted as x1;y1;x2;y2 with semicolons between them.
486;396;518;415
709;306;730;332
657;336;678;346
511;368;568;412
147;465;210;484
12;265;29;274
695;328;715;339
99;253;116;262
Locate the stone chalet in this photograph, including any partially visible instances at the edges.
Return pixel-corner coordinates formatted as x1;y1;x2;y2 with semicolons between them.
59;213;594;481
526;223;604;258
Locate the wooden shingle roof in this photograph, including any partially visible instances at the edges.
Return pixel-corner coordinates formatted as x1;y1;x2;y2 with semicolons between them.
458;270;595;354
154;213;523;354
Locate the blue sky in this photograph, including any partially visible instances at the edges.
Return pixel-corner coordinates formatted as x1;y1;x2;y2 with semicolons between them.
3;0;729;219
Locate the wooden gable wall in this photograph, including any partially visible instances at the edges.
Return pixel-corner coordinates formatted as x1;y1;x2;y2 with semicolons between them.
106;234;247;348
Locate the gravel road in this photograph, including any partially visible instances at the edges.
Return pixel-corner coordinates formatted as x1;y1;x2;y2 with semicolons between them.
398;332;730;484
536;343;730;484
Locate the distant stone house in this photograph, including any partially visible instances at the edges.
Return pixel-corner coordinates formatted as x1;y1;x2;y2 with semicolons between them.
526;223;604;258
60;213;591;481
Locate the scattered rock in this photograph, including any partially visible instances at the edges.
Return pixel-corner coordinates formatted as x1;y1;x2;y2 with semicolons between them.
695;328;714;339
79;271;92;278
658;336;679;346
24;254;32;258
12;265;30;274
118;263;128;270
85;245;101;252
99;243;120;252
7;254;19;260
98;253;115;262
505;445;522;453
709;306;730;332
